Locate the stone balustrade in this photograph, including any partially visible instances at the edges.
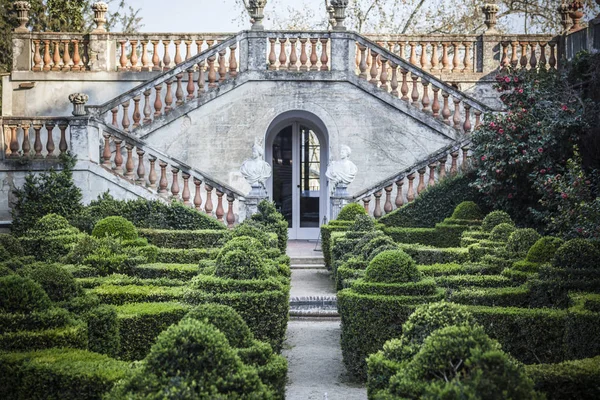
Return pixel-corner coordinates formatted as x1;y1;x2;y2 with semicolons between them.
499;36;559;70
265;32;331;71
100;125;243;227
351;140;472;218
355;36;487;134
87;35;240;134
28;33;90;72
1;117;71;159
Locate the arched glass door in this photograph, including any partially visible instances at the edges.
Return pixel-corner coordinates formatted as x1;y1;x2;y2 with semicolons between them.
270;122;325;240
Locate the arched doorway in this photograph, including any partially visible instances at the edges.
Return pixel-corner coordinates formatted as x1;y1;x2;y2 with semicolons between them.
265;112;329;240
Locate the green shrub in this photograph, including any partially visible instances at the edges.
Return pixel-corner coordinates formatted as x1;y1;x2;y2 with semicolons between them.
236;340;288;399
482;210;514;232
20;263;82;302
397;243;469;265
379;173;484;228
0;348;131;400
250;200;288;252
92;216;138;241
365;250;421;283
553;238;600;269
506;228;542;258
360;235;397;260
20;214;81;262
89;284;186;305
490;222;517;241
215;249;269;281
526;236;564;263
109;319;270;398
184;303;254;348
337;203;367;221
232;220;275;248
350;214;376;232
526;356;600;400
155;247;213;263
0;234;24;257
321;222;352;268
138;228;229;249
87;305;119;358
36;213;77;234
0;324;88;352
116;302;190;361
0;275;51;313
0;264;13;277
450;287;531;307
434;274;514;289
0;307;74;334
132;263;200;280
351;278;438;297
451;201;484;220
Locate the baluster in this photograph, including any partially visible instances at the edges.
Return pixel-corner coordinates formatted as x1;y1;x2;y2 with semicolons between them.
196;38;205;55
158;161;168;196
136;148;146;184
441;43;450;72
520;42;528;69
288;38;298;71
113;139;123;174
154;84;163;117
549;42;557;69
400;68;409;101
421;80;431;112
420;42;431;70
441;92;451;124
141;40;151;71
310;38;319;71
218;49;227;82
431;86;440;118
45;123;55;158
21;124;31;156
51;40;62;71
510;41;518;68
451;42;460;71
299;38;308;71
118;40;128;70
61;40;72;71
229;44;238;77
463;42;472;72
197;61;206;94
409;42;417;66
384;186;393;214
417;168;426;195
151;40;161;71
182;173;191;206
461;145;470;172
205;184;214;215
130;40;139;71
539;42;547;68
278;38;287;70
185;40;193;60
164;79;174;113
369;49;379;85
373;191;382;219
452;97;462;129
390;62;398;97
125;143;135;179
500;42;510;68
121;100;131;132
320;38;329;71
186;69;195;100
132;96;141;128
72;39;82;71
216;190;225;222
358;44;367;79
175;73;184;106
268;38;277;70
110;107;118;127
406;173;416;202
193;178;203;210
430;42;439;71
171;168;180;200
143;89;152;124
428;162;437;187
33;124;43;158
174;40;182;65
398;42;406;59
148;156;157;189
362;197;371;215
395;179;404;208
7;126;19;157
410;73;419;106
42;40;52;71
450;151;459;176
529;42;537;69
226;195;235;228
207;55;217;88
438;155;447;180
58;123;68;154
163;40;172;69
32;40;42;71
463;103;472;133
474;109;482;129
102;133;112;166
379;57;389;91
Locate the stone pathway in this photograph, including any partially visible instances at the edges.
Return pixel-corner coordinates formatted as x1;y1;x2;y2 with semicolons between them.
283;240;367;400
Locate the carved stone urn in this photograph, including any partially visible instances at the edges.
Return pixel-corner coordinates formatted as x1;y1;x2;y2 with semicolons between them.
14;1;31;33
330;0;349;31
69;93;89;116
568;1;584;31
482;1;500;33
246;0;267;30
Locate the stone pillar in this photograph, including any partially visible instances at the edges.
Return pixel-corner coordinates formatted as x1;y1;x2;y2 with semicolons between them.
91;2;108;33
69;93;89;116
329;31;354;73
480;2;501;75
69;119;100;163
246;0;267;31
330;184;350;221
243;31;267;72
330;0;348;31
88;33;116;72
14;1;31;33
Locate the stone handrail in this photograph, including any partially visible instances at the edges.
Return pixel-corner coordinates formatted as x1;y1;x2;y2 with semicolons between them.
86;33;244;133
263;31;332;71
98;122;244;227
1;116;72;160
349;138;473;218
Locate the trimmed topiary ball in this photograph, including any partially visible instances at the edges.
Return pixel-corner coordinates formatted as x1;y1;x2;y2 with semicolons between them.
451;201;484;220
506;228;541;258
20;263;82;302
350;214;376;232
92;216;138;241
481;210;514;232
365;249;421;283
0;275;52;313
185;303;254;348
337;203;367;221
553;238;600;270
490;222;517;242
215;236;268;280
231;220;272;248
361;236;397;260
33;213;76;234
526;236;564;264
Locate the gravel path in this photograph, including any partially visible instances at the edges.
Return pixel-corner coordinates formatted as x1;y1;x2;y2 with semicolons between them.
290;269;337;298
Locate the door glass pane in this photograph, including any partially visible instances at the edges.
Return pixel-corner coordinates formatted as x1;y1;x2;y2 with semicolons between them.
300;126;320;228
272;126;293;228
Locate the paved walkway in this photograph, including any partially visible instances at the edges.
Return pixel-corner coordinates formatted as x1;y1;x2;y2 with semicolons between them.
283;240;367;400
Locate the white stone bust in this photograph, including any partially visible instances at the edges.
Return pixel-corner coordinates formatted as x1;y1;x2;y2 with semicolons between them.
326;144;357;189
240;142;271;187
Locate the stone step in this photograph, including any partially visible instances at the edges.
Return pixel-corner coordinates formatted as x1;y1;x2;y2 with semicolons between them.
289;295;339;318
290;264;327;270
290;256;325;265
